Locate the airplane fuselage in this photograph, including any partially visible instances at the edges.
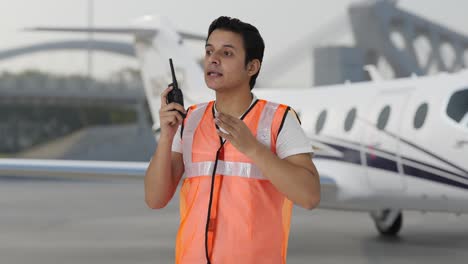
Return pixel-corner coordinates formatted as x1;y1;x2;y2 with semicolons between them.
255;72;468;213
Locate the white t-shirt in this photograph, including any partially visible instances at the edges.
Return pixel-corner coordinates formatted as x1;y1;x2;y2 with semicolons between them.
171;94;313;159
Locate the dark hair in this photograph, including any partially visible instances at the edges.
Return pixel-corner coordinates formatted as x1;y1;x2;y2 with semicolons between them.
207;16;265;90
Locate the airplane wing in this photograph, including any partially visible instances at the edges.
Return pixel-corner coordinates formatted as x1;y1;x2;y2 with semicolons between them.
0;158;147;180
26;27;205;41
310;141;351;209
0;158;337;195
316;172;340;208
318;175;338;192
0;157;337;207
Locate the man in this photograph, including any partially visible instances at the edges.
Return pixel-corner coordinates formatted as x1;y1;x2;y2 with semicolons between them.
145;16;320;264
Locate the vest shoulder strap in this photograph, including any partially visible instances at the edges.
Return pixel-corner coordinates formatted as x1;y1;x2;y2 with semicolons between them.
180;102;211;139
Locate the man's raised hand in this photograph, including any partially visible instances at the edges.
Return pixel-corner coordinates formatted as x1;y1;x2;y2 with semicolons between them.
159;86;186;138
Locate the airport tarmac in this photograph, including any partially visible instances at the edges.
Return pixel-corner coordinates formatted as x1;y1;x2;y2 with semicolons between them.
1;178;467;264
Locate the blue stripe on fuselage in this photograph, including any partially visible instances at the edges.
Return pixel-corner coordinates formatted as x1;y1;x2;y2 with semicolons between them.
313;138;468;190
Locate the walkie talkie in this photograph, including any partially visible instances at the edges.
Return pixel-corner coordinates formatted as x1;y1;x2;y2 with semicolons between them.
167;58;186;118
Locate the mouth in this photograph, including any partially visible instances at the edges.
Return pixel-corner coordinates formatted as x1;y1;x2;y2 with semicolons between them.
206;71;223;77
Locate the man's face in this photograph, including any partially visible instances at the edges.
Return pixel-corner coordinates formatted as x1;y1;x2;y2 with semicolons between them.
204;29;250;91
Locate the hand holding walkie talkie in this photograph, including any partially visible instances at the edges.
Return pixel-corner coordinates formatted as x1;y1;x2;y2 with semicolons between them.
167;58;186;118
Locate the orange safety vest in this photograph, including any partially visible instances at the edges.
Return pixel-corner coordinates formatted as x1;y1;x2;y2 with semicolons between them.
176;99;293;264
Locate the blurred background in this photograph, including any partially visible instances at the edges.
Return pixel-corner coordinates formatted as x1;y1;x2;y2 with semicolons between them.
1;0;468;263
1;0;468;161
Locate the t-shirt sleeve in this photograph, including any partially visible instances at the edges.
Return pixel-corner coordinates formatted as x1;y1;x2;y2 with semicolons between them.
171;125;183;153
276;110;313;159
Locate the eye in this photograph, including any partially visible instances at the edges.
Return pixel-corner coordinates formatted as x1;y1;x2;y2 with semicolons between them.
205;50;213;56
223;50;233;56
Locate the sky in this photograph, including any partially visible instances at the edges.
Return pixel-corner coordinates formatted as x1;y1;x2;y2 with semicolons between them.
1;0;467;87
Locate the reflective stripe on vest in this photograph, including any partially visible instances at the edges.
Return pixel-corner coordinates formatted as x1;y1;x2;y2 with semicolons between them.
183;100;280;179
182;102;209;168
185;160;264;179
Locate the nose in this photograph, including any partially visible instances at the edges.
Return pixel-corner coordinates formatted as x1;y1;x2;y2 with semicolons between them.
208;51;220;65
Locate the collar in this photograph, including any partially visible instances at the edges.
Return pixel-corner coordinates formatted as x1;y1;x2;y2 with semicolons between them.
213;93;258;118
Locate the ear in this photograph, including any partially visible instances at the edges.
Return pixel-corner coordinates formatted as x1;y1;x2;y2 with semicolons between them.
246;59;261;77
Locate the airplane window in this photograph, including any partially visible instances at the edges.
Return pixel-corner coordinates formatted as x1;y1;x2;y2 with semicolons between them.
446;88;468;127
315;110;327;134
344;108;357;132
377;105;391;130
414;103;428;129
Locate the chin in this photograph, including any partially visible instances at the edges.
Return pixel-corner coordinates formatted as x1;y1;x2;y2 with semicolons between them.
207;86;226;93
205;80;223;91
207;86;218;91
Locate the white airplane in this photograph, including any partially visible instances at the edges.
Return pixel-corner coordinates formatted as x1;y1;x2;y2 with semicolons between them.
1;16;467;236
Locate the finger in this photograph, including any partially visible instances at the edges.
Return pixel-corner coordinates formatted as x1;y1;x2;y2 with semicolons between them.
161;110;183;122
215;117;236;135
160;104;173;113
160;85;174;106
174;111;184;124
217;115;241;134
218;112;241;126
216;128;232;141
162;114;178;126
165;113;183;126
169;118;179;126
161;102;186;114
169;117;182;126
169;102;187;114
218;112;237;120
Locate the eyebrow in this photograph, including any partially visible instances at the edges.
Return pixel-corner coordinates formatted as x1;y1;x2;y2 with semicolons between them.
205;43;237;50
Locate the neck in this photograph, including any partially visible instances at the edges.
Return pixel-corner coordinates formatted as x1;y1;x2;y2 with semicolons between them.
215;87;253;117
